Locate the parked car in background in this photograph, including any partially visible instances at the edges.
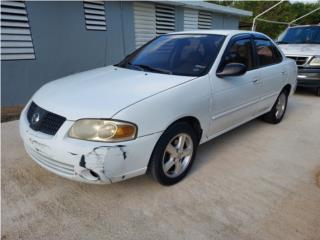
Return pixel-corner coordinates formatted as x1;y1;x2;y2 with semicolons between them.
277;25;320;96
20;30;297;186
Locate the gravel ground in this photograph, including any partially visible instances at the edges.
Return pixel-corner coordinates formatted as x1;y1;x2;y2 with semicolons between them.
1;91;320;240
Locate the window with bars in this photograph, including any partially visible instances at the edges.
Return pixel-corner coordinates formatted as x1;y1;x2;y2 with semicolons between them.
198;11;212;30
1;1;35;60
83;1;106;31
155;4;175;35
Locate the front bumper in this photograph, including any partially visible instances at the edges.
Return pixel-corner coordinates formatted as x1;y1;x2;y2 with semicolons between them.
19;104;162;184
297;67;320;88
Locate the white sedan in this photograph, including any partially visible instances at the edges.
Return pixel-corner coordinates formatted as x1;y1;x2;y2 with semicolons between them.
20;30;297;185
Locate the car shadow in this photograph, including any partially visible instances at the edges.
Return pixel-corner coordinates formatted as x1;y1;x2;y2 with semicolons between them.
295;87;317;97
189;95;300;176
189;119;263;175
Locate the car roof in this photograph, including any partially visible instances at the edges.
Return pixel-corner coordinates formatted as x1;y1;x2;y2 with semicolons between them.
167;30;266;37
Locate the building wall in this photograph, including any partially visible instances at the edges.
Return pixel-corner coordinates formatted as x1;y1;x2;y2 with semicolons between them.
1;1;240;107
175;6;184;32
222;15;239;29
212;13;239;29
1;1;135;107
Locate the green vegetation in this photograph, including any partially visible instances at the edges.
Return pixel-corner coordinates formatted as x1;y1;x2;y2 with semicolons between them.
211;1;320;39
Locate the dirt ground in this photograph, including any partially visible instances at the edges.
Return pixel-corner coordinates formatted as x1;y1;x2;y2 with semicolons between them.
1;90;320;240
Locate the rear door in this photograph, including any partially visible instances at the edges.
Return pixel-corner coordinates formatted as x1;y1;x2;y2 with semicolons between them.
209;35;262;136
253;38;286;114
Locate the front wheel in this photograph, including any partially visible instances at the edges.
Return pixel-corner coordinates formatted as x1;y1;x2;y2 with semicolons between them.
261;90;288;124
148;122;198;186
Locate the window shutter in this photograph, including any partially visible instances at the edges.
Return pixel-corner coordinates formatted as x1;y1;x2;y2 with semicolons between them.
133;3;176;48
198;11;212;29
183;9;198;31
1;1;35;60
155;4;175;35
83;1;106;31
133;2;156;49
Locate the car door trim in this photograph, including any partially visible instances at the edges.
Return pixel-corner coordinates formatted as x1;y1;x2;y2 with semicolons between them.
212;97;260;120
260;91;279;102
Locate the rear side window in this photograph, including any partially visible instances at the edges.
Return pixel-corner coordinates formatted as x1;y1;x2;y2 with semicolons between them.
254;39;282;67
221;38;254;70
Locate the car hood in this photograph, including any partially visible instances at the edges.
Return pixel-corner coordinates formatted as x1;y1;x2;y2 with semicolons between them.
278;44;320;56
32;66;195;120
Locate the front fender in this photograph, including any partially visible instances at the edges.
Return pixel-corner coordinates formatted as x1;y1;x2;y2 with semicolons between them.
112;76;212;140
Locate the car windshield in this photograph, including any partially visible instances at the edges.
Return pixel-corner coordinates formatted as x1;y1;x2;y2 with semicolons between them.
277;26;320;44
116;34;225;77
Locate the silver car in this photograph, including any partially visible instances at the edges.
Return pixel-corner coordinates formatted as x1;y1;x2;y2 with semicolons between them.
277;25;320;96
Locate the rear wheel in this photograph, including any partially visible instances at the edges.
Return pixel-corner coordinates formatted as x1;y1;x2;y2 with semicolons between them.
148;122;198;186
315;88;320;96
261;90;288;124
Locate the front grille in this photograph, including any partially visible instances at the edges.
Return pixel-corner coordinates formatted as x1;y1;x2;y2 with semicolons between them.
27;102;66;135
287;56;309;66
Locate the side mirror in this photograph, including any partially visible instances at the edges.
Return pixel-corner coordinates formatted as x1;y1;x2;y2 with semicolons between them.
217;63;247;77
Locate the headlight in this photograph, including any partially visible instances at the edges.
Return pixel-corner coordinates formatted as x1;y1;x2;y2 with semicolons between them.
309;56;320;66
69;119;137;142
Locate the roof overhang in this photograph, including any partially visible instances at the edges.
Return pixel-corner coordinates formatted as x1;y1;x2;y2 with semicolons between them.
156;1;252;17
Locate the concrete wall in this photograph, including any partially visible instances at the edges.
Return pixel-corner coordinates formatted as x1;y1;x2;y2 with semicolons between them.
175;6;185;32
223;15;239;29
1;1;135;107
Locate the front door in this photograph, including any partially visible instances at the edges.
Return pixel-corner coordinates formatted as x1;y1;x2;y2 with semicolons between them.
209;36;262;137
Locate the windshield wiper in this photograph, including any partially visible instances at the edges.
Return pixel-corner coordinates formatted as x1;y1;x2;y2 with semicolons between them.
125;62;144;71
131;64;172;74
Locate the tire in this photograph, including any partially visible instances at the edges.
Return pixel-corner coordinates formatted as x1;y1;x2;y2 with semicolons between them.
315;88;320;97
261;90;288;124
148;122;199;186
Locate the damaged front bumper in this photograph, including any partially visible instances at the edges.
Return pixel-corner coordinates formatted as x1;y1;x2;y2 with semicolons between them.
19;107;162;184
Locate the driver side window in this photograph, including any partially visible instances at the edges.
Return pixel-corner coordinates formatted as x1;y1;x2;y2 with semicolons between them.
222;38;254;70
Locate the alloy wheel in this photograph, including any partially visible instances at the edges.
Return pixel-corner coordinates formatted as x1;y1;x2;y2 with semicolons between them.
162;133;194;178
275;92;287;119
